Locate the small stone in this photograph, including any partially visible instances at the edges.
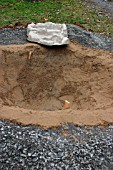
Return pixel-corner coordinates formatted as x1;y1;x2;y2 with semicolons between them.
28;152;32;157
64;100;70;109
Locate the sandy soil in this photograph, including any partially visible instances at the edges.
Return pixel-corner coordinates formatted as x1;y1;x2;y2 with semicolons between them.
0;41;113;128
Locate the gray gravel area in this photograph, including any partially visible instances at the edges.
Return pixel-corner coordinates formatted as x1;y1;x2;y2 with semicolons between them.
85;0;113;13
0;120;113;170
79;0;113;19
0;27;27;45
0;25;113;52
67;24;113;52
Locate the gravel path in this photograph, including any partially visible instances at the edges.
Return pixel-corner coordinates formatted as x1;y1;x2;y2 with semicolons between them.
0;120;113;170
90;0;113;12
80;0;113;19
0;25;113;52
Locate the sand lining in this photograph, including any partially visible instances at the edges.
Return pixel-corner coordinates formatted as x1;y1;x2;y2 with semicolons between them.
0;42;113;128
0;105;113;129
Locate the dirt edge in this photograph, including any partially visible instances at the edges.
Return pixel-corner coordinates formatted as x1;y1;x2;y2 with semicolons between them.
0;105;113;129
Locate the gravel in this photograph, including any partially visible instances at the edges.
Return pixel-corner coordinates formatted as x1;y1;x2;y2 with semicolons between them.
0;24;113;52
0;27;27;45
0;120;113;170
67;24;113;52
79;0;113;19
85;0;113;13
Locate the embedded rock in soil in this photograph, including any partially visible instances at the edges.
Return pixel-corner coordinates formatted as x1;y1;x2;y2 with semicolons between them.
0;42;113;128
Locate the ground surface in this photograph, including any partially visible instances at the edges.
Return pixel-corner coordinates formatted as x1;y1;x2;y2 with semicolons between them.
1;0;113;36
0;120;113;170
0;1;113;168
0;25;113;169
82;0;113;19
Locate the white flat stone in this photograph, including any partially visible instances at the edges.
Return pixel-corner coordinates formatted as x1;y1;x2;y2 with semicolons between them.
27;22;69;46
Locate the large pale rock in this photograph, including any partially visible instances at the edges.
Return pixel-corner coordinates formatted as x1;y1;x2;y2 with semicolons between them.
27;22;69;46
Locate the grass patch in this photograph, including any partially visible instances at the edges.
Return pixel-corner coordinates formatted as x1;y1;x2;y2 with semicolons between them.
0;0;113;37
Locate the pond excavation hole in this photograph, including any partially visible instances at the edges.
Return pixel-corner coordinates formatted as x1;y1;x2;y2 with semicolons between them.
0;42;113;128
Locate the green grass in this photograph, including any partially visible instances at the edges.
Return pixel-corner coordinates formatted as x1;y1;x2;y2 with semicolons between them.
0;0;113;37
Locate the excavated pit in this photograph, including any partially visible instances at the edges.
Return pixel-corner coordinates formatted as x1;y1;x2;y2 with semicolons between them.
0;42;113;128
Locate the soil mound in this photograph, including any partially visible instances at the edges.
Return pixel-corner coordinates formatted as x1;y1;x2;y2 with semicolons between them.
0;42;113;128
